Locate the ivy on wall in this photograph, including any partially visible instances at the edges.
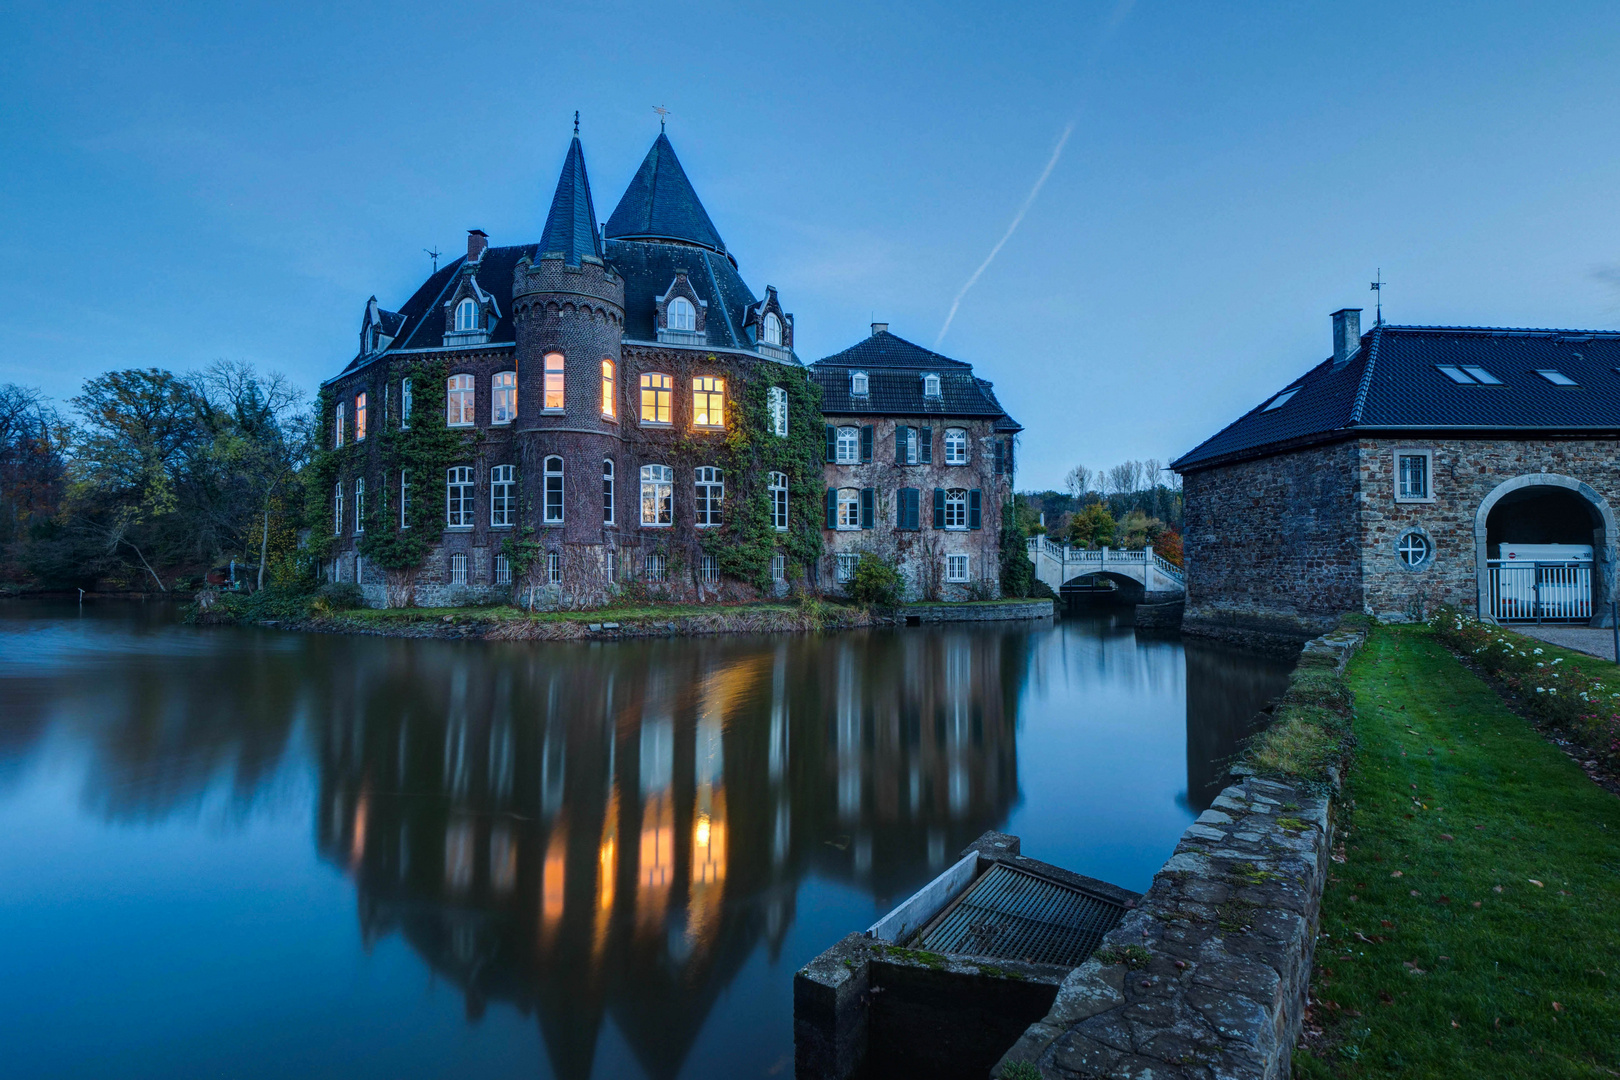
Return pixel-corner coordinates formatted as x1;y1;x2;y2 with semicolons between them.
300;385;340;564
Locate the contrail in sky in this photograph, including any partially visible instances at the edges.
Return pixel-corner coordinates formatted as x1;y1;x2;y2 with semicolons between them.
934;121;1074;349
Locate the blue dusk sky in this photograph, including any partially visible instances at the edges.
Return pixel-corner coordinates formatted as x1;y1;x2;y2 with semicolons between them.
4;0;1620;489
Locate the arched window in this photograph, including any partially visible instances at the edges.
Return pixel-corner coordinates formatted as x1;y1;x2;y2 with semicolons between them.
836;488;860;530
490;464;515;527
767;386;788;437
455;298;479;332
354;478;365;532
944;428;969;465
944;488;968;530
447;374;475;426
763;312;783;345
695;466;724;527
446;466;474;527
835;426;860;464
543;456;564;523
693;376;725;429
492;371;517;425
354;393;368;441
850;371;869;397
602;459;615;525
769;471;788;531
544;352;565;411
669;297;696;332
640;372;672;424
923;373;942;399
640;464;673;526
601;359;616;418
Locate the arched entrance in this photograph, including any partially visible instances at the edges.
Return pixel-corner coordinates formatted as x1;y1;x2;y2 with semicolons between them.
1474;474;1617;626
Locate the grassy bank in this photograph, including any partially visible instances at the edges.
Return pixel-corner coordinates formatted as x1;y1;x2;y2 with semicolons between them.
1297;624;1620;1078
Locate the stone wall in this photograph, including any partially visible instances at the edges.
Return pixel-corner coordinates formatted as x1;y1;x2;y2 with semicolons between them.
1355;436;1620;623
895;600;1053;623
1181;441;1362;644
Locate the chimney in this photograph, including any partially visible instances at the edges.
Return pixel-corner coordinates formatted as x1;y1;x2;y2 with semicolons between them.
467;229;489;262
1331;308;1362;364
870;322;888;336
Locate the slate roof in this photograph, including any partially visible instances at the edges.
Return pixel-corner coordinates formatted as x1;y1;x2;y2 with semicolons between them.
604;134;729;260
1172;325;1620;472
810;330;1022;431
537;135;601;266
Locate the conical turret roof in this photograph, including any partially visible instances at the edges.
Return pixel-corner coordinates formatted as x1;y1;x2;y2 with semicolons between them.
538;133;601;265
604;133;727;257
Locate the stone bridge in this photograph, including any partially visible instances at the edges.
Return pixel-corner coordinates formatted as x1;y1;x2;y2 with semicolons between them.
1026;536;1186;603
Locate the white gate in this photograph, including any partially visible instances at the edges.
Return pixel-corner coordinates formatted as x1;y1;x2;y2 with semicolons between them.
1487;560;1593;622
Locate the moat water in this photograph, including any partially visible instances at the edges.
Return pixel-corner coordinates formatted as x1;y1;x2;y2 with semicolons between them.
0;600;1291;1080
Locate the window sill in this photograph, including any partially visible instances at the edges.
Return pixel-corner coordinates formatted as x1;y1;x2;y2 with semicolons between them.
491;420;513;427
692;425;725;433
446;525;474;531
640;420;673;428
447;423;475;429
489;523;514;529
541;409;564;415
1393;496;1437;504
640;522;673;528
696;523;720;529
944;525;968;532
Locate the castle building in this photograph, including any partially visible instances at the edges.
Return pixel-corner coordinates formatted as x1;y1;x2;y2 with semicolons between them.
1172;309;1620;642
810;327;1021;599
324;127;811;605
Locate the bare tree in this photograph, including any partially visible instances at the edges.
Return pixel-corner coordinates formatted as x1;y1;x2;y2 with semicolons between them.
1064;465;1091;501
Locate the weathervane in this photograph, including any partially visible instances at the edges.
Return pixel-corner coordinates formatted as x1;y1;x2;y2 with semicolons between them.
425;246;442;272
1370;268;1384;325
653;104;671;130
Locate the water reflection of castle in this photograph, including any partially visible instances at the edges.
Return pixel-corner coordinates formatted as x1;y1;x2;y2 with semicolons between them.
314;630;1026;1080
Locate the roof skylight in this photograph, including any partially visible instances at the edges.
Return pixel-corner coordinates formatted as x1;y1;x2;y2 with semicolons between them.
1536;369;1578;386
1436;365;1503;385
1436;365;1475;384
1263;388;1299;411
1460;366;1501;384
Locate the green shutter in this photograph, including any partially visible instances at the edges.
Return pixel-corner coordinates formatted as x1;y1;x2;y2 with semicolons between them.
860;425;873;463
895;425;906;464
825;487;836;529
932;488;945;529
969;489;982;530
900;488;919;530
825;425;836;463
860;488;875;529
919;427;932;464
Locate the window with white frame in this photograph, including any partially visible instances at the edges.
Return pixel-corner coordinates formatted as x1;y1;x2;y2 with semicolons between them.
771;554;786;582
602;459;615;524
1397;530;1431;569
944;427;968;465
768;385;788;436
455;299;479;332
355;393;368;441
923;373;941;399
543;456;564;523
695;466;724;527
643;552;666;582
543;353;565;411
835;426;860;464
447;374;475;426
835;552;859;583
693;376;725;428
490;464;515;527
700;553;719;583
492;371;516;424
769;471;788;531
946;554;970;582
850;371;868;397
601;359;616;418
400;378;412;428
354;478;365;532
446;466;474;527
450;553;468;584
494;554;511;585
669;296;696;332
640;372;672;424
641;464;673;526
944;489;968;530
836;488;860;530
763;312;783;346
903;426;918;465
547;552;562;585
334;403;345;447
1395;450;1433;502
399;470;410;528
334;481;343;535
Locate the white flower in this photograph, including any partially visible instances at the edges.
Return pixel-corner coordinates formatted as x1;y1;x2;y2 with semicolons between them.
1534;648;1544;655
1536;687;1546;693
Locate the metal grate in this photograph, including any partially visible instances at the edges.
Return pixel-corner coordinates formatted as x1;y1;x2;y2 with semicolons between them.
914;863;1127;967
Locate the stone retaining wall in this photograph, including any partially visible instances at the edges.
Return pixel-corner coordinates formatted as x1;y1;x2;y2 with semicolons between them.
992;628;1364;1080
895;600;1054;623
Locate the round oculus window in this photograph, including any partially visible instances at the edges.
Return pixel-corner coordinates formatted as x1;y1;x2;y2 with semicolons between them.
1396;529;1432;570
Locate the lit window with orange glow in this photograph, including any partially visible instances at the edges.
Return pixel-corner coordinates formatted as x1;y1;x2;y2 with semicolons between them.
544;352;565;411
601;359;616;418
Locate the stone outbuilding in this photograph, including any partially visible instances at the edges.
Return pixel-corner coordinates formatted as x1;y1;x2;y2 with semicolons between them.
810;327;1021;600
1172;310;1620;643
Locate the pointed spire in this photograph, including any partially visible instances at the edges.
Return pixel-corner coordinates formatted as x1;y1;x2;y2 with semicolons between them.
538;123;601;266
603;133;726;257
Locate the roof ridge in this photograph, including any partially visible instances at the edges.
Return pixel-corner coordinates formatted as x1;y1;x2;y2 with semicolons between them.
1349;324;1381;426
1378;324;1620;336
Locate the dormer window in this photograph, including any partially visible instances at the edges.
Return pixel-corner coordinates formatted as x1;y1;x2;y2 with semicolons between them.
923;373;941;399
669;297;696;332
454;298;479;333
763;313;783;346
851;371;869;396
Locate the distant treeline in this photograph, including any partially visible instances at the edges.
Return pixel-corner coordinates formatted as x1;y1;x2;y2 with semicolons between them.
0;365;310;592
1016;459;1185;564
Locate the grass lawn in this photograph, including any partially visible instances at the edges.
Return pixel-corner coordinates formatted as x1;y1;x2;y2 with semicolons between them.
1296;624;1620;1079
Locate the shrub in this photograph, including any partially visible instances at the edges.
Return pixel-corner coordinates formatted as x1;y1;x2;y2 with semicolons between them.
848;553;903;608
1065;503;1116;548
316;581;365;610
